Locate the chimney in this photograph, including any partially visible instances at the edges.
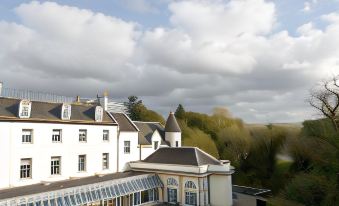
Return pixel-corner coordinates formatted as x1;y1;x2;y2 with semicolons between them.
99;91;108;111
76;96;80;103
0;82;3;97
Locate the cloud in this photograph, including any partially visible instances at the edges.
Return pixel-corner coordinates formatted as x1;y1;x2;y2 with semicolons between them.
302;0;318;12
0;0;339;123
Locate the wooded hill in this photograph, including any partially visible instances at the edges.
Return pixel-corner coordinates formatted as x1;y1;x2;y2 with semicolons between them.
125;96;339;206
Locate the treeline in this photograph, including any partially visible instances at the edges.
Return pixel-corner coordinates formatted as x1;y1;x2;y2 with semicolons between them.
125;97;339;206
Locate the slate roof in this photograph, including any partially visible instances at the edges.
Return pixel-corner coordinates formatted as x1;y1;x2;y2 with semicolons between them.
233;185;271;197
165;112;181;132
0;97;116;125
143;147;222;166
0;171;146;200
133;121;168;145
111;113;138;132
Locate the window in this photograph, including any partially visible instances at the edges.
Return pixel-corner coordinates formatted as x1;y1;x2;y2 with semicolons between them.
167;178;178;187
79;130;87;142
185;181;197;189
154;141;159;150
103;130;109;141
62;104;71;120
185;181;197;206
102;153;109;170
20;158;32;179
167;188;177;203
176;141;179;147
52;129;62;142
51;157;61;175
78;155;86;172
185;192;197;206
95;106;103;122
19;100;31;118
124;141;130;154
21;106;29;117
22;129;33;143
167;178;178;203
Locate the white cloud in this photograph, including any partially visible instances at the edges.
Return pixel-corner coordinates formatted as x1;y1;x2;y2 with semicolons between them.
1;0;339;123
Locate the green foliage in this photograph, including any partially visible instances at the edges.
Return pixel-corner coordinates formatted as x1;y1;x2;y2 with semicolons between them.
125;96;165;124
235;126;288;193
217;124;251;166
178;119;219;158
175;104;186;120
284;174;337;206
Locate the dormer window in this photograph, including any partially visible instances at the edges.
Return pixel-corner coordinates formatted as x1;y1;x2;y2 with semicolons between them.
95;106;103;122
61;104;71;120
18;100;32;118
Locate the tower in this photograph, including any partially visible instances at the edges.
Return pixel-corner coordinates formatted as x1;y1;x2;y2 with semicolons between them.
164;112;182;147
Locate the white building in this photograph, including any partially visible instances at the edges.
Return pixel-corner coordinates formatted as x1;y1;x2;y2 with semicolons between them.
0;90;234;205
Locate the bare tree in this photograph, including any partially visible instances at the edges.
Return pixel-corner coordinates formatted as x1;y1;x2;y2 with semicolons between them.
308;75;339;131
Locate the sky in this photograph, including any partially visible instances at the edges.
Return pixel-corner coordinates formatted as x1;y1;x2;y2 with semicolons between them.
0;0;338;123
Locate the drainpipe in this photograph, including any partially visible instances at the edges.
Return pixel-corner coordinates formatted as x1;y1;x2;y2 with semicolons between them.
117;129;120;172
0;82;3;96
139;144;142;160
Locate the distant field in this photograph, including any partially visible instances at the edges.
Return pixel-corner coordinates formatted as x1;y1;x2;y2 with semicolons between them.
245;122;303;129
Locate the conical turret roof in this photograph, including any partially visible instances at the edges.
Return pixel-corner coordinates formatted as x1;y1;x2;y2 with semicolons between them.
165;112;181;132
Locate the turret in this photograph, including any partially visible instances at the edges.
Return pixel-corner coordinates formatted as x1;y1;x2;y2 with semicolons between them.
164;112;182;147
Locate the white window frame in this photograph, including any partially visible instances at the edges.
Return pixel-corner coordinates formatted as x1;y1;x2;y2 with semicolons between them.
124;141;130;154
22;129;33;143
102;153;109;170
51;157;61;175
78;155;86;172
21;106;29;117
20;158;32;179
103;130;109;141
79;129;87;142
52;129;62;143
185;181;198;206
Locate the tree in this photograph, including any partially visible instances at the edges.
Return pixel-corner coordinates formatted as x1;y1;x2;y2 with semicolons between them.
126;96;143;120
308;75;339;131
175;104;186;119
125;96;165;124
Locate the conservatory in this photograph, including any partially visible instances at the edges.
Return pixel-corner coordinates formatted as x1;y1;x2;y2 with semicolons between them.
0;172;162;206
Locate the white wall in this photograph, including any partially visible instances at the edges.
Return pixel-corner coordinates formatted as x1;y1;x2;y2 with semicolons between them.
165;132;181;147
140;146;153;160
140;131;163;160
209;175;233;206
118;131;139;172
0;122;118;189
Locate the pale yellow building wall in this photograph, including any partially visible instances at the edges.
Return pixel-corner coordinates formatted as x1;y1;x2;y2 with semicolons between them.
209;174;233;206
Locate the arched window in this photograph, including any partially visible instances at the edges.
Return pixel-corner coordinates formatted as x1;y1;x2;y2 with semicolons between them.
166;178;178;203
167;178;178;187
185;181;197;206
185;181;197;190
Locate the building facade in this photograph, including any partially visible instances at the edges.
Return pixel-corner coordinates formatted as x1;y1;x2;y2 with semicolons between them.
0;91;235;205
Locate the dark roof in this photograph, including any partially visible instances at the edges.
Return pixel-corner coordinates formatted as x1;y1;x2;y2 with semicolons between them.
233;185;271;196
0;171;145;200
165;112;181;132
143;147;222;166
111;113;138;132
0;97;116;125
134;122;168;145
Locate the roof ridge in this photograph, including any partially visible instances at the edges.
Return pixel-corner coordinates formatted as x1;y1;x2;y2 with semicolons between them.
133;121;162;124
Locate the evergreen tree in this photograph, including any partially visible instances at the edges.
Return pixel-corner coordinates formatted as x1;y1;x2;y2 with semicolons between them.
175;104;186;119
126;96;142;120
